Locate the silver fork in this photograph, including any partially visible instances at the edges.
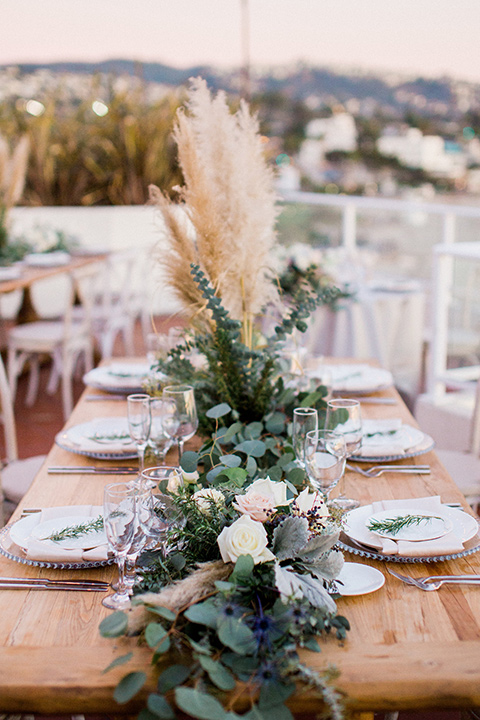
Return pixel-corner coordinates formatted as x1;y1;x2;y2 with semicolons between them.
388;568;480;590
346;463;430;478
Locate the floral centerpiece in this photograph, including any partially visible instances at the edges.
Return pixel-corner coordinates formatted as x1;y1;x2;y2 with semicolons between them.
100;79;350;719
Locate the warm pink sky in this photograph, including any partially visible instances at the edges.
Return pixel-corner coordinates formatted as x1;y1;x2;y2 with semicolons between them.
3;0;480;82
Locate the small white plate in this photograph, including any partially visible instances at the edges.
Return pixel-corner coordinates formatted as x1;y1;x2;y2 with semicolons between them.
83;363;152;394
55;417;138;459
366;509;453;542
30;515;106;550
313;364;394;394
24;252;71;267
335;562;385;596
0;266;22;281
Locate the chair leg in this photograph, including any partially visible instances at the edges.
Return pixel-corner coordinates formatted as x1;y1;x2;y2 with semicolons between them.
46;349;62;395
7;347;23;402
25;356;40;407
61;355;74;420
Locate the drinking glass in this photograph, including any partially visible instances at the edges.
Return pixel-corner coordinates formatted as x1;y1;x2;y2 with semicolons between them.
127;393;152;473
292;407;318;468
139;467;185;554
103;482;137;609
325;398;363;510
149;397;173;462
162;385;198;463
304;430;346;502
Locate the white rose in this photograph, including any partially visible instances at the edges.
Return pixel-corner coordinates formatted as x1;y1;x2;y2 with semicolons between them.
217;515;275;565
182;469;200;485
294;488;329;516
246;477;288;506
166;469;183;494
193;488;225;515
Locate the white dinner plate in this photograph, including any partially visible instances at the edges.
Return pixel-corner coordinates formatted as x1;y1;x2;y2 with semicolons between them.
24;252;71;267
0;266;22;281
366;509;453;542
309;364;394;394
83;363;152;394
338;503;480;563
55;417;138;459
2;506;113;569
335;562;385;596
350;426;435;462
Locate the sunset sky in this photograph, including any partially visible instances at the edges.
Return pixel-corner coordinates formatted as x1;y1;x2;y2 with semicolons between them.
3;0;480;82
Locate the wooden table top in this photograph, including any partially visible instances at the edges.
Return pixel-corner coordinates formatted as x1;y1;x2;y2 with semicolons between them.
0;253;108;295
0;361;479;716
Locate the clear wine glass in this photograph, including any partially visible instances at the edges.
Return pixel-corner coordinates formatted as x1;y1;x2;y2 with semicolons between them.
292;407;318;468
148;397;173;463
304;429;346;503
325;398;363;511
139;467;186;555
162;385;198;463
102;482;137;610
127;393;152;473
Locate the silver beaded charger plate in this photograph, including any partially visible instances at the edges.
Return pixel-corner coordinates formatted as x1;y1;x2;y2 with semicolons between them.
337;503;480;563
349;431;435;463
0;522;114;570
55;418;138;460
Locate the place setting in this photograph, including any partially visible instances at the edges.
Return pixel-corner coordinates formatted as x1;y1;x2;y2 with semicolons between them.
83;361;156;395
348;417;435;462
305;361;394;395
55;417;138;460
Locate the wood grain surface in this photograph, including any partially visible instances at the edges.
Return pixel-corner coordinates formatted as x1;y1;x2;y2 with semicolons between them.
0;360;479;715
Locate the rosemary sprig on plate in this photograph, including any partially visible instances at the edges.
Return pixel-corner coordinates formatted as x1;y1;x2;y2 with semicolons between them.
88;432;131;443
367;514;442;536
47;515;104;542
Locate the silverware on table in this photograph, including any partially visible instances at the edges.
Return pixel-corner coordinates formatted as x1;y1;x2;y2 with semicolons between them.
85;395;127;401
0;576;110;591
358;397;397;405
388;568;480;591
346;463;430;478
48;466;139;474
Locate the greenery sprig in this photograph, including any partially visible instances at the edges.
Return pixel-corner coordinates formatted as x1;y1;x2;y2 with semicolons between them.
367;514;442;536
47;515;104;542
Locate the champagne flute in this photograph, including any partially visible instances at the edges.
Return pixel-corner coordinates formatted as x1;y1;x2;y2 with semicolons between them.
325;398;362;511
162;385;198;463
148;397;173;463
103;482;137;610
292;407;318;468
127;393;152;473
304;429;346;502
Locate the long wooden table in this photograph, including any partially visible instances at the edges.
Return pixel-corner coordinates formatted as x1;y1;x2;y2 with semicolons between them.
0;367;479;716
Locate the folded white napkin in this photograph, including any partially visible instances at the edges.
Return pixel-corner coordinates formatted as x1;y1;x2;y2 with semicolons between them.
367;496;464;557
358;418;405;457
25;505;110;563
68;421;136;453
69;433;135;454
108;362;149;379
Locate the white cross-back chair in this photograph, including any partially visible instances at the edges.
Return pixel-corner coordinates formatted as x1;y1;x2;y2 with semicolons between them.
80;248;150;359
7;262;101;420
0;354;45;525
436;377;480;511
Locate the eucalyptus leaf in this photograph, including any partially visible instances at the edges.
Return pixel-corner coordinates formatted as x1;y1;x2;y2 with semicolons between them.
265;412;286;435
187;637;212;655
217;467;248;486
233;439;266;458
144;605;176;622
277;451;294;468
219;454;242;468
286;467;305;487
145;622;168;649
259;681;295;707
113;671;147;704
222;422;244;443
175;687;227;720
157;664;192;694
180;451;200;472
102;652;133;674
207;465;227;483
268;465;283;482
198;655;236;691
246;455;257;476
302;636;322;653
217;616;257;655
184;599;218;629
245;421;264;439
147;693;175;719
206;403;232;419
231;554;254;579
99;611;128;638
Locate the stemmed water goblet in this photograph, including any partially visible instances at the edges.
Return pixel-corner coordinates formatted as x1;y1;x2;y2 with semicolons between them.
325;398;362;511
292;407;318;468
139;467;185;555
127;393;152;473
148;397;173;463
304;429;346;503
162;385;198;463
102;481;137;609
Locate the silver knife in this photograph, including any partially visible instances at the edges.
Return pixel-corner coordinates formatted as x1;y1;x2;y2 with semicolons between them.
0;578;109;591
359;397;397;405
0;576;109;588
48;466;139;474
85;395;127;401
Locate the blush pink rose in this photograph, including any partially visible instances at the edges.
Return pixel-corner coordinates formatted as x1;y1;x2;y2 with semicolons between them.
233;491;275;522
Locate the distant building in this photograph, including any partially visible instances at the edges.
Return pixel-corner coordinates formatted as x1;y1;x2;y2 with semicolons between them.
305;112;358;153
377;126;467;179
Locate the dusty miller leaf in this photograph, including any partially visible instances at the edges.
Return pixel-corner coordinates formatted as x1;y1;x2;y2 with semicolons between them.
272;516;309;560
